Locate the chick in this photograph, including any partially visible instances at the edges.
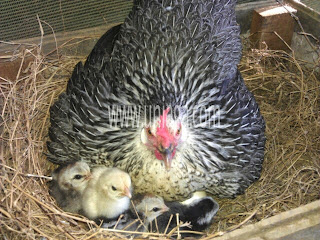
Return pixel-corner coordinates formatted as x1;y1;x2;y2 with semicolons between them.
48;161;91;213
135;195;170;229
179;197;219;231
82;167;132;220
150;196;219;234
102;195;169;233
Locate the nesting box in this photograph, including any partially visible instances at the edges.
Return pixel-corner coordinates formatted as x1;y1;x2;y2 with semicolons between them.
250;5;297;50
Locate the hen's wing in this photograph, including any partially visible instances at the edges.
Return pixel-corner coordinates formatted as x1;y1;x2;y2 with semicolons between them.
47;25;122;165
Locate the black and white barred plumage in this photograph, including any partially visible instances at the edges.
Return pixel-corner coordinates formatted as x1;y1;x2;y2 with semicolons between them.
47;0;265;201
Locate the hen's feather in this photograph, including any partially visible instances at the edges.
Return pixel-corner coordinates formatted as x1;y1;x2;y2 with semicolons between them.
47;0;265;200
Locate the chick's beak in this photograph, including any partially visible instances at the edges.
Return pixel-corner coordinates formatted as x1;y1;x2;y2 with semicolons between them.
161;206;169;213
122;186;132;199
84;173;92;181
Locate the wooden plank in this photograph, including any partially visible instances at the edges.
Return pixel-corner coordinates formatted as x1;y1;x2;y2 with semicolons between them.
213;200;320;240
285;0;320;22
250;5;297;50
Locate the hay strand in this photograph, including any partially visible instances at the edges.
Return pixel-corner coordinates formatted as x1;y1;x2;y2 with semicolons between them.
1;28;319;239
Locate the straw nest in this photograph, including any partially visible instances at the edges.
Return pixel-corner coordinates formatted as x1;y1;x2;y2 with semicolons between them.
1;32;319;239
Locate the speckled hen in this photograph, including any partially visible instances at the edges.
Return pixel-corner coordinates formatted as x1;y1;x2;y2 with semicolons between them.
47;0;266;201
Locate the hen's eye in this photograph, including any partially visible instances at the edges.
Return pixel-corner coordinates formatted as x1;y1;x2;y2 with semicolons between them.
152;207;160;212
112;186;117;191
74;174;82;180
147;128;153;136
176;128;181;135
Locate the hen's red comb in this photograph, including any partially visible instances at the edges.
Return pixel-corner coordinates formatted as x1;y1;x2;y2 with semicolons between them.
156;107;173;148
159;107;170;129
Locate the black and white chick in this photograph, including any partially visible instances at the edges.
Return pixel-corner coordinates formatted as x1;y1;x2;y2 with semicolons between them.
81;167;132;221
151;196;219;235
49;161;91;213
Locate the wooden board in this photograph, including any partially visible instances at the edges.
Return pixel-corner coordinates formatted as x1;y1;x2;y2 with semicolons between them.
250;5;297;50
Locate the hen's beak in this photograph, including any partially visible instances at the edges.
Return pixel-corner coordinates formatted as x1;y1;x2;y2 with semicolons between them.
122;186;132;199
160;147;174;170
164;154;173;170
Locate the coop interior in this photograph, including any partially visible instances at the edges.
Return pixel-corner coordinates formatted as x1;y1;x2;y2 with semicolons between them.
0;0;319;239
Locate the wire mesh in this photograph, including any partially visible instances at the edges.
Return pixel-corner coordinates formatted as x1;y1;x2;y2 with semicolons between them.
0;0;133;41
1;0;319;42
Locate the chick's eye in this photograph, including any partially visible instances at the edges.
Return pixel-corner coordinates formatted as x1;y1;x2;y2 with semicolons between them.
176;127;181;135
74;174;82;180
112;186;117;191
152;207;160;212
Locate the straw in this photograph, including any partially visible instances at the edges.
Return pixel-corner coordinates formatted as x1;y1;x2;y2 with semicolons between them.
0;27;319;239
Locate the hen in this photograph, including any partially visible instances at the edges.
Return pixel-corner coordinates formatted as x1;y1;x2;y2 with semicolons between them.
47;0;266;201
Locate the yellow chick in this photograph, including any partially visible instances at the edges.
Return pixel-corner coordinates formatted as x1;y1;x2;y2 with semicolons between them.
82;167;132;220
